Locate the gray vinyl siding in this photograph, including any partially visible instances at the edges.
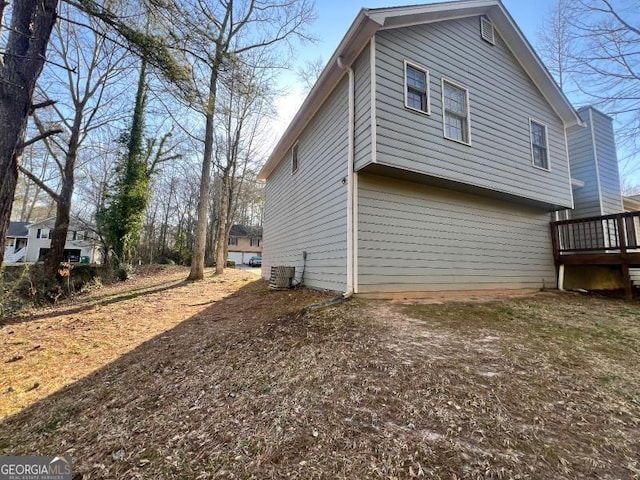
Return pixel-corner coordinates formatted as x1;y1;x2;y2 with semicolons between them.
354;44;371;171
591;109;623;214
567;107;623;219
370;17;572;209
567;121;601;218
262;77;349;291
357;174;556;293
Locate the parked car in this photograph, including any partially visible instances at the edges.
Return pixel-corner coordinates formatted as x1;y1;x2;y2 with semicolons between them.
248;256;262;267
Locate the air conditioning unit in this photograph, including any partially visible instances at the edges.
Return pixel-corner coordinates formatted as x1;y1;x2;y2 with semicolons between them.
269;266;295;290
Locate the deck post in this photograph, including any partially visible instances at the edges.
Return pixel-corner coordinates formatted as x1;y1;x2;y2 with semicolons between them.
622;264;632;301
617;216;632;300
550;222;560;262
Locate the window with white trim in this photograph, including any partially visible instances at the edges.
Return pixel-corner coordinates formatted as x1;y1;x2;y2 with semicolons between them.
292;142;299;173
404;61;429;114
530;120;549;170
228;236;238;246
442;80;471;144
250;238;260;247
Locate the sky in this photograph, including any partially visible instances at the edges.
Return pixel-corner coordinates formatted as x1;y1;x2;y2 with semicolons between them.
271;0;557;138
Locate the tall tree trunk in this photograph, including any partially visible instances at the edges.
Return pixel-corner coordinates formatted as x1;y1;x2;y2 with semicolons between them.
0;0;58;266
189;52;222;280
44;111;81;279
215;174;229;274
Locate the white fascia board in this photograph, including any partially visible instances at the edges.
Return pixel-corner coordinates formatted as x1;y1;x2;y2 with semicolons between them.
489;5;584;129
369;0;496;28
259;0;585;180
258;11;381;181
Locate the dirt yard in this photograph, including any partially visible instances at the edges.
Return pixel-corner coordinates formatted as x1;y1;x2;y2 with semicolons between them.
1;267;639;479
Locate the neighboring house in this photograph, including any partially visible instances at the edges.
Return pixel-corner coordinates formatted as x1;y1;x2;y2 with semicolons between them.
227;225;262;265
4;218;102;265
258;0;596;294
622;195;640;213
4;222;29;263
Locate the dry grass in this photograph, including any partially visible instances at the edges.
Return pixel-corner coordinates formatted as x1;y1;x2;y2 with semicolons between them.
1;272;639;479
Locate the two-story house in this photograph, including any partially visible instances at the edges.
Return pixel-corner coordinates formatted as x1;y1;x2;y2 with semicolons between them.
4;217;102;265
258;0;588;295
227;225;263;265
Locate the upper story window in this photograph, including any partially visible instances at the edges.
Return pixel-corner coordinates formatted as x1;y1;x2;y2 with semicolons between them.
442;79;471;145
530;119;549;170
292;142;299;174
250;238;260;247
36;228;51;239
228;236;238;246
404;61;430;114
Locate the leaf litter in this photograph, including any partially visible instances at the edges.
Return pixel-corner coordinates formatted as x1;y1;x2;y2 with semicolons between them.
1;267;639;479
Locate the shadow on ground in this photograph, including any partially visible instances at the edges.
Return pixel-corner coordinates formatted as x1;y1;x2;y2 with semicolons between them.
0;278;191;327
0;279;333;478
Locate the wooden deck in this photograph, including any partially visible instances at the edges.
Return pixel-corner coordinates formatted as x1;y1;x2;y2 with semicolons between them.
551;212;640;299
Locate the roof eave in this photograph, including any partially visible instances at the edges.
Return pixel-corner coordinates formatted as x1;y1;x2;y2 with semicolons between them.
259;0;585;181
258;10;382;181
489;5;584;129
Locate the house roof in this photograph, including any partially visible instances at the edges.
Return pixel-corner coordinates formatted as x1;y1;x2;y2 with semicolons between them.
229;225;263;238
27;216;95;230
7;221;29;238
258;0;584;181
623;195;640;212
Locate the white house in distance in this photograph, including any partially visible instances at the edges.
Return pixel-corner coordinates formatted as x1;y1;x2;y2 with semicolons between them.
4;217;102;265
259;0;625;295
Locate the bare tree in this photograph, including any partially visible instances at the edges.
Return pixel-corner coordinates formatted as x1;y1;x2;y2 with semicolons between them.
213;56;274;270
176;0;315;280
0;0;58;266
19;5;129;279
11;143;57;222
0;0;187;266
297;55;324;92
574;0;639;173
537;0;577;92
538;0;639;176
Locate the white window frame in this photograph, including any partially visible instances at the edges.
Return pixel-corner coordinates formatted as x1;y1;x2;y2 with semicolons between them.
441;78;472;146
529;118;551;171
250;238;260;247
403;60;430;115
291;141;299;174
228;236;238;246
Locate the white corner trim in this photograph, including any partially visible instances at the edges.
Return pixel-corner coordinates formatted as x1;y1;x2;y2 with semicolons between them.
370;36;377;165
588;108;605;215
564;127;575;209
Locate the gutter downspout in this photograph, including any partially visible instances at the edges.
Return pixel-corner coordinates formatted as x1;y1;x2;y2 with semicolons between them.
337;55;355;299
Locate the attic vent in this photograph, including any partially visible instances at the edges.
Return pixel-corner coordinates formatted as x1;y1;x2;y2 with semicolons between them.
480;16;495;45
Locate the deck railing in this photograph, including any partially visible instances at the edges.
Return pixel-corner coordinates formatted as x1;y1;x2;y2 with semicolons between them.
551;211;640;258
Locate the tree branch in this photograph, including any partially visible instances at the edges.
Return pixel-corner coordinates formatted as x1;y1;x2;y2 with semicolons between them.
18;166;61;203
30;99;57;113
18;129;63;150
